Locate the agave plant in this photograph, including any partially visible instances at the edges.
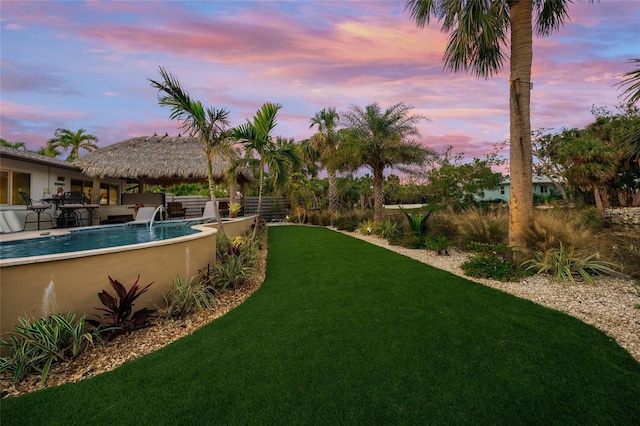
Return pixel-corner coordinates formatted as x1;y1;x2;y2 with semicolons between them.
399;206;433;238
522;242;620;285
87;275;155;336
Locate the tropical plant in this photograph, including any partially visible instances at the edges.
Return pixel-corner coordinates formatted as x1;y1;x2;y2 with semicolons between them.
522;242;620;285
617;58;640;105
233;103;301;242
406;0;588;250
358;219;375;235
553;129;619;216
46;128;98;161
339;102;433;223
87;275;155;337
0;138;27;150
461;254;522;282
461;242;524;282
399;206;433;238
213;255;254;292
425;236;453;255
157;276;215;318
309;107;342;225
375;218;401;239
0;312;95;384
149;67;233;237
228;201;242;217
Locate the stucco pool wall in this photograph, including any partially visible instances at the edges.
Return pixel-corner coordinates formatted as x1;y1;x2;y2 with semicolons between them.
0;216;254;337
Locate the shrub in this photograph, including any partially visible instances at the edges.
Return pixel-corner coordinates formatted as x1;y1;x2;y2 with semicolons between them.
87;275;156;337
335;215;359;232
461;242;525;282
427;212;459;241
157;276;216;318
522;242;621;285
524;211;595;254
0;312;95;384
578;206;604;233
604;231;640;279
461;255;522;282
358;219;375;235
456;208;508;249
425;236;453;255
213;255;254;292
306;210;332;226
376;219;401;239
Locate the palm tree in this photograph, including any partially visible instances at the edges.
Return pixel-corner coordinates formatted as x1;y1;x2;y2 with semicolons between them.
47;128;98;161
0;139;26;150
618;58;640;105
555;130;618;216
149;67;233;237
339;102;432;223
406;0;583;249
309;107;342;225
36;145;61;158
233;102;301;242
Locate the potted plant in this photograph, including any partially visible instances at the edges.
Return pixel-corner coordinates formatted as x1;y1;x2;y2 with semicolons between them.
229;201;242;218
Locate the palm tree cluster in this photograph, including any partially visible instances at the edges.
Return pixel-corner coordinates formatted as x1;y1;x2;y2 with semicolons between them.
149;66;435;240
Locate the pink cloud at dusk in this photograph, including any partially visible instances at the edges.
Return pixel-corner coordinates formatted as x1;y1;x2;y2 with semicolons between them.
1;0;638;176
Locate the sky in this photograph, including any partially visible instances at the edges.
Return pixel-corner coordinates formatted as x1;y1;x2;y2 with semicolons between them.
1;0;639;174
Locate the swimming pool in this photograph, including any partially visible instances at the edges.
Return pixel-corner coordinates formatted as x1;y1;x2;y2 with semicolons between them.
0;222;202;259
0;216;255;337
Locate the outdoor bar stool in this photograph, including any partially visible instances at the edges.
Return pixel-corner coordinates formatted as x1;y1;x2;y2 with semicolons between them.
19;191;54;230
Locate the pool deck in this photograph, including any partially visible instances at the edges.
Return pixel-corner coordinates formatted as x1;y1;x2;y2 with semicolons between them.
0;227;83;243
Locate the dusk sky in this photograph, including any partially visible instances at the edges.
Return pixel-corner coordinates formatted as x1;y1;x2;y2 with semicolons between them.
1;0;639;172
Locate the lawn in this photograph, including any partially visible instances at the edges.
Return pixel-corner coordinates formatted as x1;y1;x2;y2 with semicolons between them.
2;226;639;425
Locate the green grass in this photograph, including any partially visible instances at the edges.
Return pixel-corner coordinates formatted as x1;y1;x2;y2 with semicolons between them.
2;226;640;425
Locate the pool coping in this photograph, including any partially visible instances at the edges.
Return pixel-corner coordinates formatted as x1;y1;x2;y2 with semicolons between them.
0;222;218;267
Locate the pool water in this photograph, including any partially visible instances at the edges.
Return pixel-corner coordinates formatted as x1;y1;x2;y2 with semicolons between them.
0;222;202;259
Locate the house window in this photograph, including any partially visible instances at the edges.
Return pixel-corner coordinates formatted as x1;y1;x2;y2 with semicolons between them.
540;185;548;194
500;186;505;195
0;170;31;205
99;184;118;205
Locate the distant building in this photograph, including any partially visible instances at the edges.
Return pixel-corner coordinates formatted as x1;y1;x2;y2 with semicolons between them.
476;175;560;202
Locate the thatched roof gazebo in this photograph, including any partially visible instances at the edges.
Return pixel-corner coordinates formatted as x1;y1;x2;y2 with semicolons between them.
74;134;252;188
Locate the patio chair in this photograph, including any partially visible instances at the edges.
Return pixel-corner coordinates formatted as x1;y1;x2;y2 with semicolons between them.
19;191;54;230
127;206;158;225
193;201;218;223
166;202;186;220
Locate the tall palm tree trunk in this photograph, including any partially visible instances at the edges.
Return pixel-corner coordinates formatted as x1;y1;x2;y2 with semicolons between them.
508;0;534;250
252;163;266;243
207;158;228;238
327;168;339;226
373;167;385;223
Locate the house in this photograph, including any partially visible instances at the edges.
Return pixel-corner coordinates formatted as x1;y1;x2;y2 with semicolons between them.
0;146;127;231
476;175;561;202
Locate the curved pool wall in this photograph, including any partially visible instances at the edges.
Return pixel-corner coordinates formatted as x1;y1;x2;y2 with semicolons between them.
0;216;255;337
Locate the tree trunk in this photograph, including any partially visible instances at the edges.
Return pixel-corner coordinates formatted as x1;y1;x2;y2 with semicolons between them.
252;162;265;243
593;184;605;217
327;168;338;226
508;0;534;250
373;167;385;223
207;158;228;239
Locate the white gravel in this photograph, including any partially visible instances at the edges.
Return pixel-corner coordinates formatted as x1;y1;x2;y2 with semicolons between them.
336;228;640;364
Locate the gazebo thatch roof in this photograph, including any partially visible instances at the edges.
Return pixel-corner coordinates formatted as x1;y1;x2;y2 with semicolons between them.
73;134;252;185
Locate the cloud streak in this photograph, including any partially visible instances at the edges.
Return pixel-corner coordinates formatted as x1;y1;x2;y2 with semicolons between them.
0;0;637;170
